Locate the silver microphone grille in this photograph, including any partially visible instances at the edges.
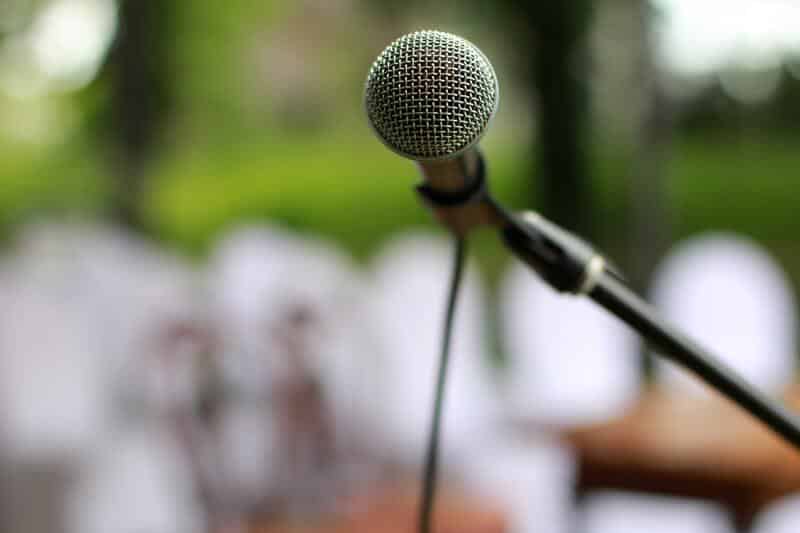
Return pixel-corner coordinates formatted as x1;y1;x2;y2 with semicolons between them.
365;30;499;161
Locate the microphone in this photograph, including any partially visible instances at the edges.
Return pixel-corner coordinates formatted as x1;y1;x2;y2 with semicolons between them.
363;30;800;454
365;30;501;235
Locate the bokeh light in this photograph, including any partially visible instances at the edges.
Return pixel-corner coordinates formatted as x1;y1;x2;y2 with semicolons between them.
653;0;800;102
0;0;118;99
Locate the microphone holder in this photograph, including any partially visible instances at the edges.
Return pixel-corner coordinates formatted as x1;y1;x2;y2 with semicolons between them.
415;153;800;451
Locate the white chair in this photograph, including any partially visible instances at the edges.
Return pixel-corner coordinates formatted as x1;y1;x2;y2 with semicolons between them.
0;284;105;462
66;427;204;533
367;233;499;468
0;221;135;462
500;255;732;533
500;259;640;427
0;274;105;533
650;233;796;395
6;221;207;418
580;492;731;533
459;433;576;533
0;221;206;533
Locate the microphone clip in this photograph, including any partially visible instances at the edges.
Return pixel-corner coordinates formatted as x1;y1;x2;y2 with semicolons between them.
415;153;499;237
501;211;607;295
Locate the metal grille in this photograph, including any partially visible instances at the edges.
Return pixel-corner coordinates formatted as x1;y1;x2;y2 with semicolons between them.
365;30;499;160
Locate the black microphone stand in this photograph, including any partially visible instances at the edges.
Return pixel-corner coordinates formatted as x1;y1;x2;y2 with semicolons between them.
415;153;800;451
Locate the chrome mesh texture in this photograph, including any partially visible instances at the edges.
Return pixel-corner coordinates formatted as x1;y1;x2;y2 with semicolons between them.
365;30;499;160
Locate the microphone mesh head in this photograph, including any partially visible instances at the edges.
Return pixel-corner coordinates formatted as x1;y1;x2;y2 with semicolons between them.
365;30;499;160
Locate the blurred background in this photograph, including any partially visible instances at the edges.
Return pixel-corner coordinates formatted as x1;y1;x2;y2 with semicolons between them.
3;0;800;278
3;0;800;532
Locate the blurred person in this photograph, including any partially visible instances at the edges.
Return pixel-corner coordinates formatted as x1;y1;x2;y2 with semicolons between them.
649;233;797;395
207;225;375;526
130;316;221;532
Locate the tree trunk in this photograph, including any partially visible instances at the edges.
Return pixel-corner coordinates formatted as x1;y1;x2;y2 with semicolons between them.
529;1;594;239
627;0;673;293
107;0;171;230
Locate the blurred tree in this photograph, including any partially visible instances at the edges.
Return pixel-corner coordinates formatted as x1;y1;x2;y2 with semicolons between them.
505;0;595;238
770;71;800;134
626;0;673;293
105;0;172;230
678;70;800;138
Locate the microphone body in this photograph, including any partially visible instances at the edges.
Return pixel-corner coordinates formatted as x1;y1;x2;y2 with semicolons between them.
364;31;501;234
414;149;502;236
416;149;481;195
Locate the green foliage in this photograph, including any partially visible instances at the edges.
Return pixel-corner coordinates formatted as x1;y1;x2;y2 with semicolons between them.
668;136;800;240
2;0;800;293
144;132;528;261
0;137;109;233
139;130;800;288
2;126;800;289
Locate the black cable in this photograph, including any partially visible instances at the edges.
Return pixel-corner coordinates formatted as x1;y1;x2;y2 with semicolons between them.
418;236;467;533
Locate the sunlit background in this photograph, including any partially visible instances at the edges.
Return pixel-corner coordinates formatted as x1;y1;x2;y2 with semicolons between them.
3;0;800;532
